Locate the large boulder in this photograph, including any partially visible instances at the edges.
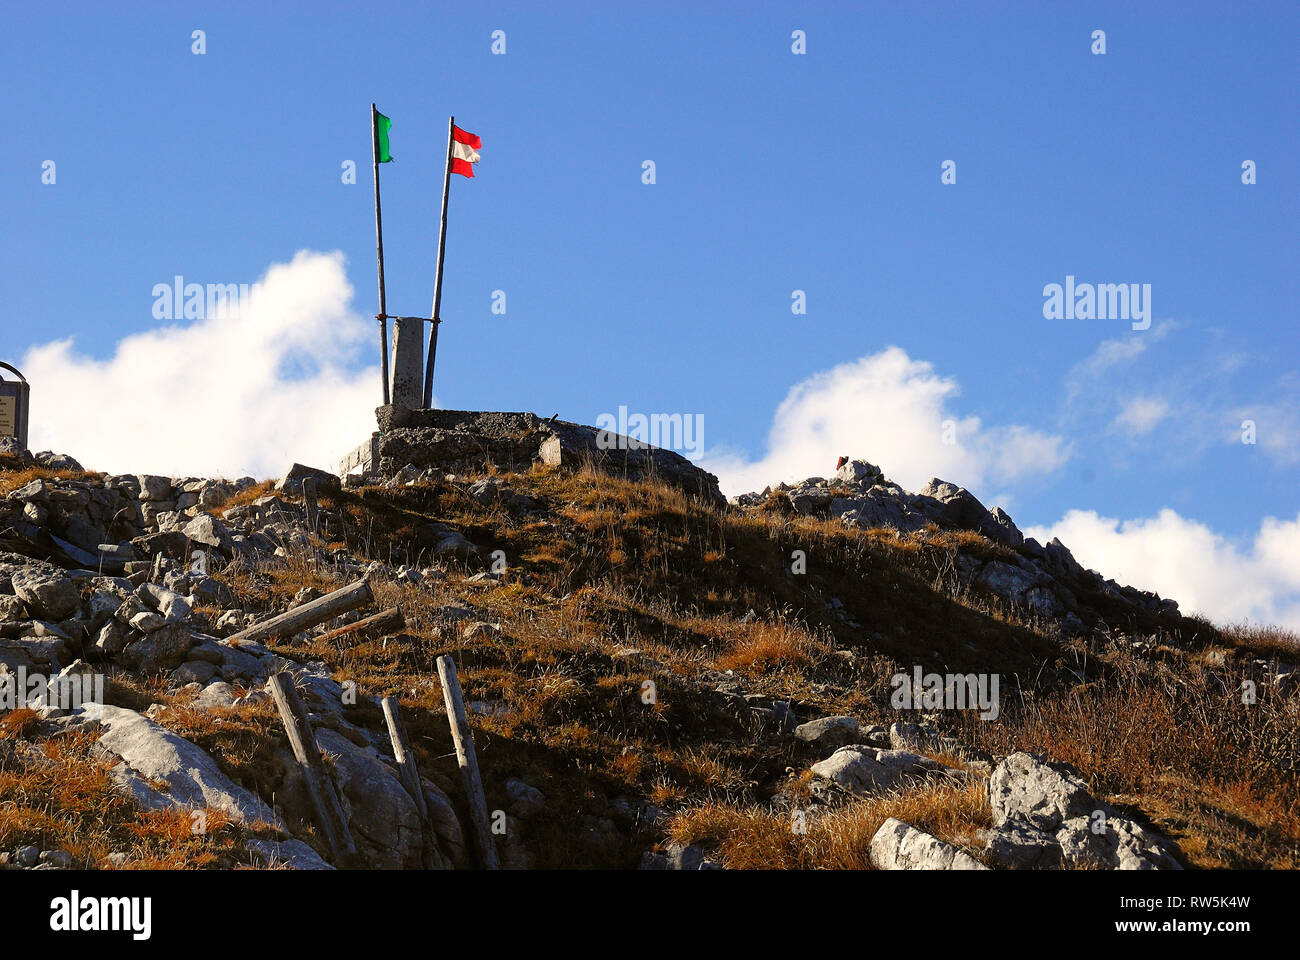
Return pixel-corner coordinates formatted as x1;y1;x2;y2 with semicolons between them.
786;480;834;516
830;486;932;534
137;583;193;623
0;437;34;465
988;752;1097;831
136;475;174;502
870;818;988;870
976;561;1060;616
275;463;341;497
422;780;469;869
1056;816;1182;870
82;703;276;824
10;566;81;621
313;728;424;869
979;820;1064;869
835;459;883;485
989;507;1024;547
182;514;234;555
118;624;195;673
245;838;332;870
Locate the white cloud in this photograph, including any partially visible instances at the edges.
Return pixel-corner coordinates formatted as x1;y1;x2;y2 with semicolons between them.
701;346;1071;498
1112;396;1169;437
1025;509;1300;630
20;250;382;479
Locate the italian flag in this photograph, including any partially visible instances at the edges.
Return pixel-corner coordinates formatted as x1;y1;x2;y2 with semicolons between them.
452;125;481;178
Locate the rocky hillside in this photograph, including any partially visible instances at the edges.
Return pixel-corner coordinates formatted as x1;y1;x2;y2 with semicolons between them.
0;423;1296;871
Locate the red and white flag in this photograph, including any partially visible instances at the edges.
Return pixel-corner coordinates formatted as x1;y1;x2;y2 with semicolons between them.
451;125;481;178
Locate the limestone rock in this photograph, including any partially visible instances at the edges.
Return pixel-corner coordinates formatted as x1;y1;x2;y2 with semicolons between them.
422;780;469;869
810;746;943;796
794;715;860;749
83;703;277;824
136;475;173;502
10;567;81;621
275;463;340;497
314;728;424;869
182;514;234;555
979;820;1064;869
1055;815;1182;870
246;838;333;870
836;459;883;485
504;778;546;819
119;624;195;673
889;721;943;753
870;818;988;870
988;752;1097;832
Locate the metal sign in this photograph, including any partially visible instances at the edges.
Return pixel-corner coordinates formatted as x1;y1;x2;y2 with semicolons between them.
0;362;30;449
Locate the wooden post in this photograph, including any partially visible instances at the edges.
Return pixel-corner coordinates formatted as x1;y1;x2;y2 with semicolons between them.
382;695;443;869
371;103;391;406
269;672;358;867
381;696;429;822
302;476;319;537
225;578;373;646
423;115;455;409
436;654;499;869
313;606;404;646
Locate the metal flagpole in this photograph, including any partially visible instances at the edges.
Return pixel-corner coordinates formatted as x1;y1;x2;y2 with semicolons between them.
423;114;455;409
371;103;391;406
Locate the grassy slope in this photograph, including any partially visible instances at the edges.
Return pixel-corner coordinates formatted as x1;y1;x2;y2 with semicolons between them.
1;458;1297;868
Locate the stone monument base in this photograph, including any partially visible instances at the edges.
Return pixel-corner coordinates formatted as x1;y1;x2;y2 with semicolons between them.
338;407;722;505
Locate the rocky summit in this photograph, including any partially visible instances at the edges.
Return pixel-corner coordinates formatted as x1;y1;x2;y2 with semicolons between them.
732;458;1180;629
0;432;1295;872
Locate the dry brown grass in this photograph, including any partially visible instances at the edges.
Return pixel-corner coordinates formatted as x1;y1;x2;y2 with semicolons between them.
211;479;276;512
716;619;833;673
1217;619;1300;661
218;550;348;617
953;649;1300;868
0;722;283;868
0;465;101;497
667;777;990;869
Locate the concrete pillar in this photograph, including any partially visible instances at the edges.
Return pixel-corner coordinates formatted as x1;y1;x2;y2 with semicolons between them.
390;316;424;408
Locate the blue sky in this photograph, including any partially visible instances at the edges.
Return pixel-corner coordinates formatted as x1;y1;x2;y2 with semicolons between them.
2;2;1298;625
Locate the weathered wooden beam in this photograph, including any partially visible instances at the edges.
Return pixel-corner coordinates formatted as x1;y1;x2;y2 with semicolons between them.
268;671;358;868
382;694;442;870
381;695;429;823
313;606;404;647
225;578;373;647
436;655;499;869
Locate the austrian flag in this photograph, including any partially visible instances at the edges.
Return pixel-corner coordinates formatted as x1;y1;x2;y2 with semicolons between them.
451;125;481;177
